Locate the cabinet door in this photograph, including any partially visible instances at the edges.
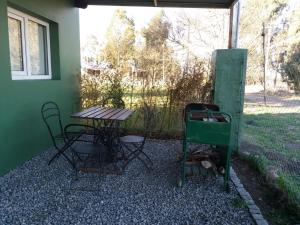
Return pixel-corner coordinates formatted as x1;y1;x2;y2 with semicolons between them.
213;49;248;151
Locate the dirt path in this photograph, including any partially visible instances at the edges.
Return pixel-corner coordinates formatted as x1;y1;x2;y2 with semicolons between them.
245;92;300;108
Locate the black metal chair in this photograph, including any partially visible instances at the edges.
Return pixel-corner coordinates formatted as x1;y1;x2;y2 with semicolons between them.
64;124;108;180
41;101;78;167
119;103;155;171
42;102;107;175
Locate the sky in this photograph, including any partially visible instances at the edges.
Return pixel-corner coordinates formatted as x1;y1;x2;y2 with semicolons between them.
79;6;228;44
78;0;299;50
79;6;230;61
80;6;171;44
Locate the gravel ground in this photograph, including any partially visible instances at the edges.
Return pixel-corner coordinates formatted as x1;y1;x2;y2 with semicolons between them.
0;140;254;225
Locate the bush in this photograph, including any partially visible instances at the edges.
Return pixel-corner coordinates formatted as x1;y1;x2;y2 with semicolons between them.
282;44;300;93
79;58;212;136
79;68;125;108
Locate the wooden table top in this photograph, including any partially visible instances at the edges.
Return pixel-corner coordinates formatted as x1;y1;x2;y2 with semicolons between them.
71;106;134;121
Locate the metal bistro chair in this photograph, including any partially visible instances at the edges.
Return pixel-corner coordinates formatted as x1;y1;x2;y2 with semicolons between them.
119;103;155;171
41;101;78;167
42;102;107;175
64;124;108;180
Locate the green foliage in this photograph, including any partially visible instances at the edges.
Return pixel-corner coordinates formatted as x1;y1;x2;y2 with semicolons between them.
277;173;300;207
80;9;212;134
79;68;125;108
142;10;170;50
269;2;287;19
231;197;247;209
103;71;125;108
282;44;300;93
266;209;299;225
239;0;300;87
239;0;278;84
137;10;179;85
79;69;105;108
243;101;300;211
170;59;212;107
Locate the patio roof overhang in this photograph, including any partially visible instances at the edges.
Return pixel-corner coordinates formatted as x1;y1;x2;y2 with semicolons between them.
74;0;237;9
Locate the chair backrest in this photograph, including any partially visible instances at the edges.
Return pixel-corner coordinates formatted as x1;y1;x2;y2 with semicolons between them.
41;101;64;149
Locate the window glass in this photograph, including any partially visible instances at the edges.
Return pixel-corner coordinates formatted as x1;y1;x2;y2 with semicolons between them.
28;20;48;75
8;17;24;71
7;7;52;80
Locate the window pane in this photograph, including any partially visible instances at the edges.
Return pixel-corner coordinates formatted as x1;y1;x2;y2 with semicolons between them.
28;20;48;75
8;17;24;71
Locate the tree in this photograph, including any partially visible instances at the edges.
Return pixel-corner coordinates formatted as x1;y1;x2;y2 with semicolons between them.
239;0;278;84
142;10;170;50
282;44;300;93
103;9;135;70
169;9;229;74
139;10;176;84
269;0;300;91
100;9;136;105
238;0;300;89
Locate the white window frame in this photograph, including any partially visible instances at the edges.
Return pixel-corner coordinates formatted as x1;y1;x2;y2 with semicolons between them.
7;7;52;80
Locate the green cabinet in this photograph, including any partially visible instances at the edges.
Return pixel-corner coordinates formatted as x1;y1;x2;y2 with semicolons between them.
213;49;248;152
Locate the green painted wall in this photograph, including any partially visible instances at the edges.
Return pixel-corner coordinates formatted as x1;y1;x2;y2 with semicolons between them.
0;0;81;175
213;49;248;152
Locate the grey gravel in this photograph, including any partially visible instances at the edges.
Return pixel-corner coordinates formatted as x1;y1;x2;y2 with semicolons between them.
0;140;255;225
231;168;268;225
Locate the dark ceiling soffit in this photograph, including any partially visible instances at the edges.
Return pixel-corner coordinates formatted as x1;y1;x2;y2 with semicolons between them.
74;0;234;9
75;0;88;8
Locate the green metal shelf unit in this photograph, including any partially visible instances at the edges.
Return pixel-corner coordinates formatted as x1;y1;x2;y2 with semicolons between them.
180;110;232;191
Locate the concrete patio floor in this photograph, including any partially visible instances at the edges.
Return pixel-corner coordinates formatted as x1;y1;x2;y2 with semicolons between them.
0;140;254;225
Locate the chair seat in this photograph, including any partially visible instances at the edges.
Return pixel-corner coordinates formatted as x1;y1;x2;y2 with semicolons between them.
120;135;144;143
72;142;107;155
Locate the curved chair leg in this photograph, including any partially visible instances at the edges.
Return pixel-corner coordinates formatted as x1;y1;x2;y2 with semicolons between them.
61;152;75;168
138;151;153;168
121;145;141;170
122;150;151;171
48;153;60;165
131;143;153;168
49;151;74;168
121;143;152;171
